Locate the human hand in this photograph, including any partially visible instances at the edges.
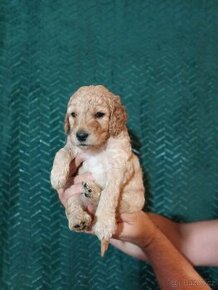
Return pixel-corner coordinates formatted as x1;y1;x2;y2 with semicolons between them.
113;211;157;248
57;154;93;208
110;212;180;261
110;238;148;261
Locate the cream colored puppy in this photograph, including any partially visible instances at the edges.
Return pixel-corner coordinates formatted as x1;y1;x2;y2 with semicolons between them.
51;85;145;255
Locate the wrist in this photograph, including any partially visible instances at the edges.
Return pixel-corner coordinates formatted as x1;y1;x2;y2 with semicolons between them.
135;212;159;249
141;226;159;252
140;221;158;250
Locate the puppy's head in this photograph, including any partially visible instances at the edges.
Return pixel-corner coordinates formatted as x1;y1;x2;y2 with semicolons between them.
64;85;127;150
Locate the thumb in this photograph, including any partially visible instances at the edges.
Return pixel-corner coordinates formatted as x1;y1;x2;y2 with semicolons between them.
75;153;86;167
114;213;139;240
69;154;86;175
117;212;139;224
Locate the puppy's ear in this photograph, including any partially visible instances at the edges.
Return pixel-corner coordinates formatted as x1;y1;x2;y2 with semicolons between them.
64;94;74;134
109;95;127;136
64;113;70;134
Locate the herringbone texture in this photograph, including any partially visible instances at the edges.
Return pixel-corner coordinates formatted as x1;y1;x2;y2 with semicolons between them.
0;1;218;289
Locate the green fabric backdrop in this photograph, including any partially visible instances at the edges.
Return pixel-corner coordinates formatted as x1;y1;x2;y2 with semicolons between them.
0;0;218;289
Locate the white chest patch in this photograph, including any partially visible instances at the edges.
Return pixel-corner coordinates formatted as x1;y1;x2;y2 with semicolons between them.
80;151;111;188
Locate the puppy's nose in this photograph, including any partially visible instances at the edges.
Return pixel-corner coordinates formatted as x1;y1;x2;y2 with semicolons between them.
76;130;89;142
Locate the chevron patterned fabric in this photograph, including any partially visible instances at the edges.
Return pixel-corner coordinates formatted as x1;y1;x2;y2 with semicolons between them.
0;1;218;289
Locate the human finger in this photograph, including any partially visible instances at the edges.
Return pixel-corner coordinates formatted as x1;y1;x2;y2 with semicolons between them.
69;154;86;176
113;219;133;240
114;211;156;248
110;239;148;261
57;188;64;197
84;229;94;235
59;183;83;208
118;211;148;224
116;212;139;224
74;172;94;184
75;153;86;167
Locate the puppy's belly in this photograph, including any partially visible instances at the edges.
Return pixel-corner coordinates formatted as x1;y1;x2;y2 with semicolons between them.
79;154;110;188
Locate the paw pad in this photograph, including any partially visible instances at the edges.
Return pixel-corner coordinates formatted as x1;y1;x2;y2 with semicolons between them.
82;182;92;198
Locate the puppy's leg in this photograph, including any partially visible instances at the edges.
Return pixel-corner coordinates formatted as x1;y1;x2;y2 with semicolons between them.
66;195;92;232
119;189;145;214
51;147;74;190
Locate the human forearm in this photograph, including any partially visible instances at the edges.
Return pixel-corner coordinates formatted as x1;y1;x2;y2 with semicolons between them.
143;226;211;290
149;214;218;267
178;220;218;266
113;212;211;290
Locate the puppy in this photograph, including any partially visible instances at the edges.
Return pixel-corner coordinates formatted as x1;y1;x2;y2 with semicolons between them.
51;85;145;255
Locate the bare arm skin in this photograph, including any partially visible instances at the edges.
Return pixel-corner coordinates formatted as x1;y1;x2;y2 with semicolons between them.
113;212;211;290
176;219;218;267
111;214;218;267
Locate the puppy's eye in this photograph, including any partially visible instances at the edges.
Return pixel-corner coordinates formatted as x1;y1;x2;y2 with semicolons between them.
71;112;76;118
95;112;105;118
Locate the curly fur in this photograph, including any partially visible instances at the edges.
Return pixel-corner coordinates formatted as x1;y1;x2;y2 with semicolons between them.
51;85;145;253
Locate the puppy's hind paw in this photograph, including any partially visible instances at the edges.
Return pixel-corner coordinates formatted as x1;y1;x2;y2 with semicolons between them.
68;212;92;232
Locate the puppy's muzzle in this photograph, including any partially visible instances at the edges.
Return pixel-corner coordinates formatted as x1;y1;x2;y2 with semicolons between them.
76;130;89;142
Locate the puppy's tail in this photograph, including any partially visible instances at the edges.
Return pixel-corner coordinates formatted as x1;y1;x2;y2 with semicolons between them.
101;239;109;257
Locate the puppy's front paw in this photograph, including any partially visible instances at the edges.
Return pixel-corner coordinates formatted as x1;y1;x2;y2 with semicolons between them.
50;168;69;190
82;181;101;202
93;216;116;241
50;148;72;190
